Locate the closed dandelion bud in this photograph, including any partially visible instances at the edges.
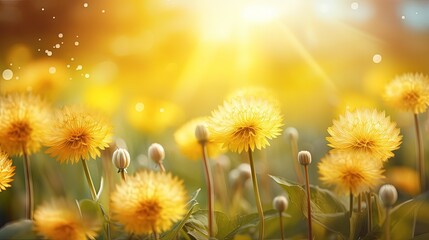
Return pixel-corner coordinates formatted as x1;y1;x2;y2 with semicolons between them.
237;163;251;182
195;123;209;144
112;148;130;172
284;127;299;141
148;143;165;164
273;196;288;213
379;184;398;208
298;151;312;165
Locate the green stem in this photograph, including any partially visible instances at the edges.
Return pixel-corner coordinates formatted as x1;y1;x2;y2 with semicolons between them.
304;165;313;240
279;211;285;240
290;136;304;184
349;191;353;218
22;147;33;219
81;159;111;240
357;194;361;213
201;143;215;238
81;160;97;200
367;192;372;233
385;207;391;240
248;151;264;240
414;114;425;192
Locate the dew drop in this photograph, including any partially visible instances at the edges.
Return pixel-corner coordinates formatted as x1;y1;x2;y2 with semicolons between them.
2;69;13;80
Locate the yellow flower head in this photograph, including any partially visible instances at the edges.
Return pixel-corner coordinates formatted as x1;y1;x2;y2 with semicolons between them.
34;199;100;240
45;106;112;164
318;152;385;196
384;73;429;114
0;151;15;192
110;171;187;235
209;96;283;153
174;117;225;160
327;109;402;162
0;93;51;156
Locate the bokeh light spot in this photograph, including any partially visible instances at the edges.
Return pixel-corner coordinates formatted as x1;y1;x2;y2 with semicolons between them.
2;69;13;80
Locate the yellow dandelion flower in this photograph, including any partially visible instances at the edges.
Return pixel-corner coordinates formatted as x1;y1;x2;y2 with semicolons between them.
0;151;15;192
209;97;283;153
0;93;51;156
327;109;402;162
111;171;187;235
34;199;100;240
45;106;112;164
318;152;385;196
384;73;429;114
174;117;225;160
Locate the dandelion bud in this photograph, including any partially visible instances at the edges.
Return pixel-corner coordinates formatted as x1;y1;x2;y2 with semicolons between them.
148;143;165;164
298;151;312;165
379;184;398;208
112;148;130;172
284;127;299;141
273;195;288;213
237;163;251;181
195;123;209;144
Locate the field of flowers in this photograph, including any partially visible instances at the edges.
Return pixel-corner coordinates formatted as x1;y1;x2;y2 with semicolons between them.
1;1;429;239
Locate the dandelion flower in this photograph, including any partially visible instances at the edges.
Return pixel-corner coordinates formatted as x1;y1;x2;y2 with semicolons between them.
327;109;401;162
209;97;283;153
34;199;100;240
384;73;429;114
110;171;187;235
174;117;225;160
45;106;112;164
318;152;385;196
0;93;50;156
0;152;15;192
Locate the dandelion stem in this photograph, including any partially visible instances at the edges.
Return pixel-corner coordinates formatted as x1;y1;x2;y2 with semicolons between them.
357;194;361;213
385;207;391;240
414;114;426;192
279;211;285;240
22;147;33;219
349;191;353;218
152;226;159;240
158;163;166;173
303;165;313;240
81;159;97;200
290;135;304;184
82;159;111;240
201;143;215;238
248;151;265;240
367;192;372;232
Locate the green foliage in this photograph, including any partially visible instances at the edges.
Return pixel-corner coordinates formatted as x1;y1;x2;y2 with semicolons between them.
0;219;40;240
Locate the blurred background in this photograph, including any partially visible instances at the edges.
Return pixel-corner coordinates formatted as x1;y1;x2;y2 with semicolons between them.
1;0;429;234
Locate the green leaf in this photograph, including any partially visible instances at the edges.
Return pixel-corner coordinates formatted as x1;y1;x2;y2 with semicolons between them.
413;233;429;240
389;191;429;239
78;199;103;227
270;175;349;238
162;188;201;240
0;219;40;239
